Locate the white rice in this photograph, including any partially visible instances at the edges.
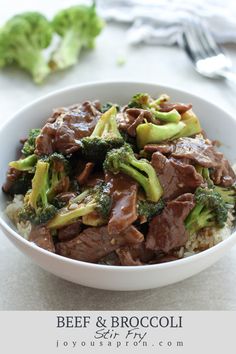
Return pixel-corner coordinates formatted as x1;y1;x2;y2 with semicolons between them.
6;194;31;239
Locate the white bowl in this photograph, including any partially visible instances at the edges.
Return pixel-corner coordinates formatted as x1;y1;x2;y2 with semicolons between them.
0;81;236;291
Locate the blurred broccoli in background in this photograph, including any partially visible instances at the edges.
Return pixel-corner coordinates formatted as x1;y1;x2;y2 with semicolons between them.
0;12;52;83
49;4;104;71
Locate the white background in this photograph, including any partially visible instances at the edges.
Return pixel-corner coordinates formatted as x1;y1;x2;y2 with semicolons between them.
0;0;236;310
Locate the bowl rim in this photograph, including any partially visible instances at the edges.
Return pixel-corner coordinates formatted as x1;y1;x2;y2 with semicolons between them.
1;79;236;272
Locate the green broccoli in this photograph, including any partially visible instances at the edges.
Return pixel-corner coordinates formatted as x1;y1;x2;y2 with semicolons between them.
0;12;52;83
22;128;41;156
9;154;37;172
101;102;120;113
104;144;163;202
19;160;57;224
50;4;104;71
214;185;236;206
48;183;111;229
137;199;164;221
81;106;124;162
136;121;186;149
128;93;150;108
46;153;70;201
185;187;228;235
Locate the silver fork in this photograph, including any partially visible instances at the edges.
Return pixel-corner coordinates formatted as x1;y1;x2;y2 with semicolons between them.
181;17;236;83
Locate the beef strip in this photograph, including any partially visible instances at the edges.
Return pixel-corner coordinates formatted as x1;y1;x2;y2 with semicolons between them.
151;151;203;201
146;193;195;253
35;101;101;155
76;162;95;185
171;137;236;186
105;172;138;235
116;242;154;266
144;143;174;155
117;108;154;137
146;137;236;187
2;167;22;193
159;102;192;114
58;221;81;242
116;247;143;266
56;225;144;263
29;225;55;252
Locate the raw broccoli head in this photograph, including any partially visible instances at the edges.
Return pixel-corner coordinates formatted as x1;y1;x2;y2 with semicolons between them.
81;106;124;162
48;183;111;229
137;199;165;221
50;4;104;71
22;128;41;156
185;187;228;235
0;12;52;83
104;143;163;202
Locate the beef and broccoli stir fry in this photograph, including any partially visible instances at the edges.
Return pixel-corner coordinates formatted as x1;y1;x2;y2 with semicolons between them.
3;93;236;266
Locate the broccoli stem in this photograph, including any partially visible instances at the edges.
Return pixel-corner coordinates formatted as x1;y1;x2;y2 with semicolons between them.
136;121;185;148
9;154;37;171
117;160;163;202
152;109;181;123
48;202;96;229
50;29;83;70
16;47;50;84
29;161;49;210
91;106;120;138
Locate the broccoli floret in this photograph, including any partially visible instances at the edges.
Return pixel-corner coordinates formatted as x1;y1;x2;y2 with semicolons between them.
104;144;163;202
0;12;52;83
46;153;70;201
101;102;120;113
81;106;124;162
128;93;150;108
50;4;104;71
173;109;202;139
214;185;236;206
138;199;164;221
22;129;41;156
185;187;228;235
136;121;186;149
19;160;57;224
48;183;111;229
9;154;37;172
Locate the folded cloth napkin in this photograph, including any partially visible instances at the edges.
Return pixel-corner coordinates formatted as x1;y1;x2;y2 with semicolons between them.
97;0;236;45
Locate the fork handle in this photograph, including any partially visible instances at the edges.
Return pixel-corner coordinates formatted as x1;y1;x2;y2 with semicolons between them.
220;70;236;84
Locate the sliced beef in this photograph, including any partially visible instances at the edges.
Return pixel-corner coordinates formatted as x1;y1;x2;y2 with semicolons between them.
56;225;144;263
116;247;143;266
147;137;236;187
151;152;203;201
57;221;82;242
29;225;55;252
159;102;192;114
117;108;153;137
106;172;138;234
76;162;95;185
210;159;236;187
144;143;174;155
116;242;154;266
54;191;77;207
171;137;236;186
146;193;195;253
2;167;22;193
35;101;101;155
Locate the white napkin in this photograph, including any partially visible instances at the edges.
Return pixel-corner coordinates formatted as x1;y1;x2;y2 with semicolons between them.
97;0;236;46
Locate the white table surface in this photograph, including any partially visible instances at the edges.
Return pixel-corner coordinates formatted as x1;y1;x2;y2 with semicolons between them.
1;2;236;311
